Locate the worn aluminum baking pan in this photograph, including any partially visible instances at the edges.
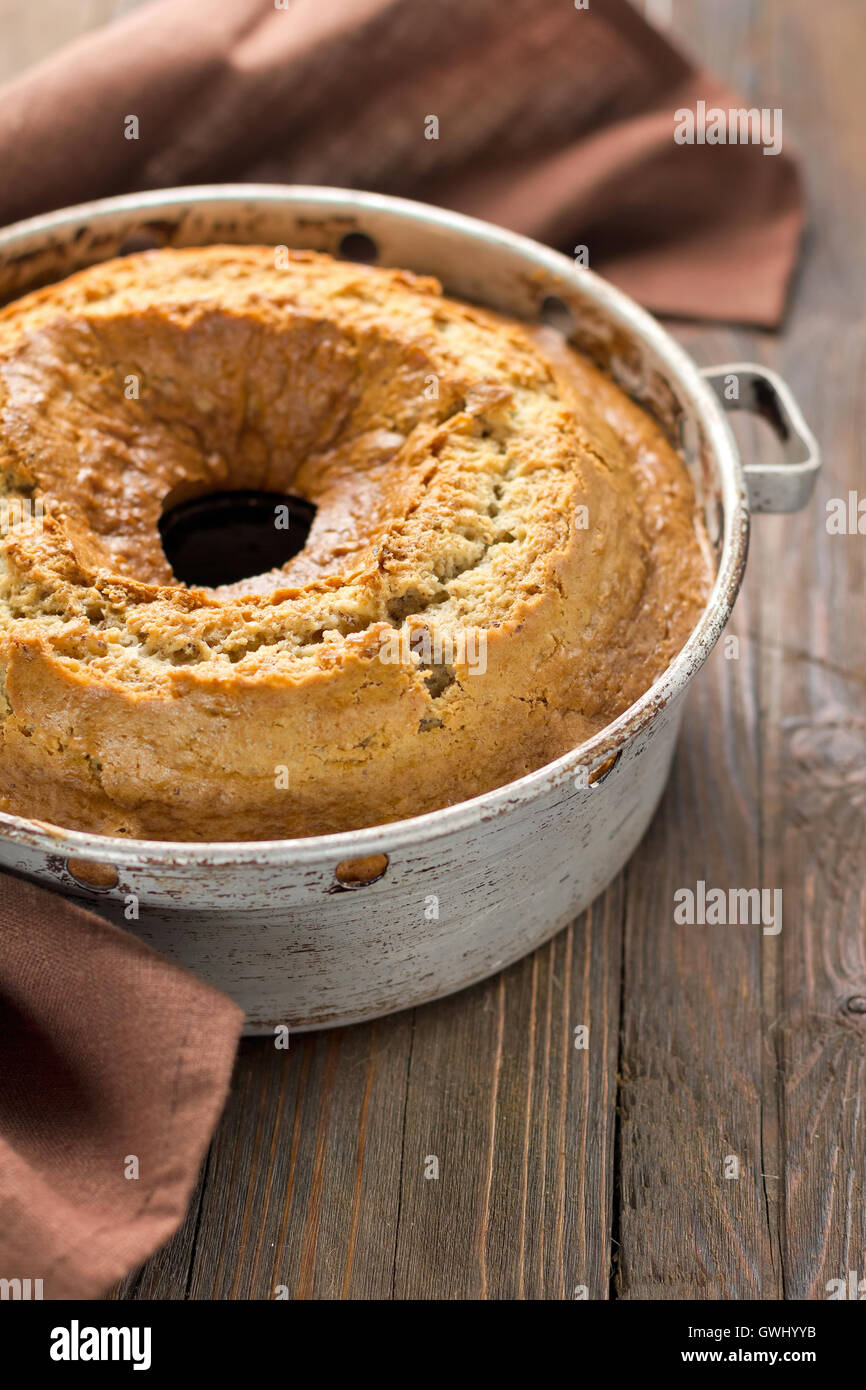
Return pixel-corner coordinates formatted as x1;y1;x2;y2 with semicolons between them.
0;187;820;1032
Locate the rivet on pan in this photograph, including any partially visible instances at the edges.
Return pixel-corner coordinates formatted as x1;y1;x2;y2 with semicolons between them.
338;231;379;264
680;415;701;462
588;750;621;786
573;750;623;791
539;294;575;339
66;857;119;891
333;853;389;890
118;229;168;256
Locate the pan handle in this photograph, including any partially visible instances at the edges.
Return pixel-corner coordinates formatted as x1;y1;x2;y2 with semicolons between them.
700;362;821;514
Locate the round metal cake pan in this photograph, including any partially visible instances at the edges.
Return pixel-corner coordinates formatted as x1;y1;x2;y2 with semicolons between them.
0;186;821;1032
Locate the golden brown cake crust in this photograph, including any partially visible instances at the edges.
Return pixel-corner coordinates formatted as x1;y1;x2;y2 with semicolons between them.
0;246;709;840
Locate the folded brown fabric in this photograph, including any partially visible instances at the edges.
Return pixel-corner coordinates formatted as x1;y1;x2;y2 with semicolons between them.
0;0;804;1304
0;0;802;325
0;877;242;1299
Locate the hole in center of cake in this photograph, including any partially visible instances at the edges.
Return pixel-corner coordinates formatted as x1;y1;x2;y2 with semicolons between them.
158;490;318;588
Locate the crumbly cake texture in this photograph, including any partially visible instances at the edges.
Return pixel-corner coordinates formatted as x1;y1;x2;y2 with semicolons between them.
0;246;710;841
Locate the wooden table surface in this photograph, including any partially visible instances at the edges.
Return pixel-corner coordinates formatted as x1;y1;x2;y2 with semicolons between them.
3;0;864;1301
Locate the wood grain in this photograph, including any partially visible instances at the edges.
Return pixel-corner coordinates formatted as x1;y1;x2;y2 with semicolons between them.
760;0;866;1298
615;0;780;1300
391;890;623;1301
2;0;862;1300
616;532;775;1298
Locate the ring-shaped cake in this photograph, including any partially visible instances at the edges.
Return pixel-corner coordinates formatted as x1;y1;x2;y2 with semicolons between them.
0;247;709;839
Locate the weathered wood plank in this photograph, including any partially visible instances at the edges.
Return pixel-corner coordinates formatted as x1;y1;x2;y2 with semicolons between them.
757;0;866;1303
616;488;775;1296
176;1017;412;1299
392;887;623;1300
611;0;780;1300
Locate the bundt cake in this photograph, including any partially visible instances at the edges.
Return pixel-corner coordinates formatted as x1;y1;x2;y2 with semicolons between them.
0;246;709;840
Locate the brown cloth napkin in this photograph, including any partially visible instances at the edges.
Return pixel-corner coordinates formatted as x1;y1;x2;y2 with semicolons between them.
0;879;242;1299
0;0;802;325
0;0;804;1304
